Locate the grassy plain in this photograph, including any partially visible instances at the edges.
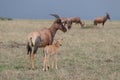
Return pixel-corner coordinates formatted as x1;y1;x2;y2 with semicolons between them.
0;20;120;80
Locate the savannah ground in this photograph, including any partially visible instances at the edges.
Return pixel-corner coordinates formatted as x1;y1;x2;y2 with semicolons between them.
0;20;120;80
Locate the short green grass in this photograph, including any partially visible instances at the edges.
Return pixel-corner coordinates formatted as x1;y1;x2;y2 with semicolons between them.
0;20;120;80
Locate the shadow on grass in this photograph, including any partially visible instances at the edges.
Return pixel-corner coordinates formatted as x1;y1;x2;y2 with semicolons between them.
0;65;26;71
0;41;26;49
81;24;98;29
15;66;25;70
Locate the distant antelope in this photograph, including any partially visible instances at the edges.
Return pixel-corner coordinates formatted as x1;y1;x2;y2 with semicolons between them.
26;14;67;69
94;13;110;27
68;17;85;28
42;38;62;71
61;17;85;30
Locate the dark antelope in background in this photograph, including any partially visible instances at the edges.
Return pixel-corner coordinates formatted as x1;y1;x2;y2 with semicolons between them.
94;13;110;27
61;17;85;30
68;17;85;29
66;17;85;30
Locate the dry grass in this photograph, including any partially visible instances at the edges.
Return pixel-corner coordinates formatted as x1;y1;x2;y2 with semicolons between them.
0;20;120;80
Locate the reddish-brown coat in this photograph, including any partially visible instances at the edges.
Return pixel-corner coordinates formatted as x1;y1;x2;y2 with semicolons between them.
43;38;62;71
94;13;110;27
27;17;67;69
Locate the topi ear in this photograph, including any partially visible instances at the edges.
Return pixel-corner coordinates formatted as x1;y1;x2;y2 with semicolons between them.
55;19;61;23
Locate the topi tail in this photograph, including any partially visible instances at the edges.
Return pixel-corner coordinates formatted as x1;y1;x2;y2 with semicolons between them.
26;38;32;55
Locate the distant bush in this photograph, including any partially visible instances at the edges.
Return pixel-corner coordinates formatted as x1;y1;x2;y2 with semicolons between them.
0;17;13;20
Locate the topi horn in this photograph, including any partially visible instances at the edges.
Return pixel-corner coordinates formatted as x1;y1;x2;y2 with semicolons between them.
50;14;60;18
106;12;109;15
